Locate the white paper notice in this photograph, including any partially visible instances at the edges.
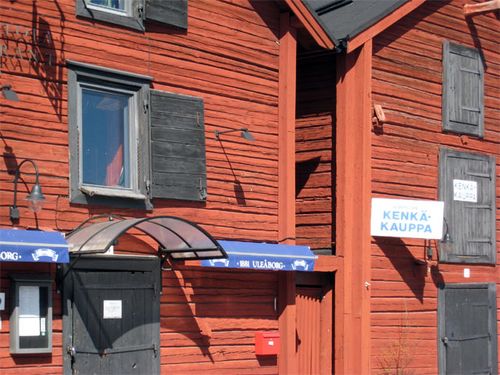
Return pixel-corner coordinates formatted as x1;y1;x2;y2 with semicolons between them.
19;286;40;336
103;300;122;319
453;179;477;202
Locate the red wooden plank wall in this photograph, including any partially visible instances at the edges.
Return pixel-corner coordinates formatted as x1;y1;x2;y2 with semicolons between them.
161;266;278;374
295;52;336;251
0;0;281;237
0;0;284;373
371;2;499;374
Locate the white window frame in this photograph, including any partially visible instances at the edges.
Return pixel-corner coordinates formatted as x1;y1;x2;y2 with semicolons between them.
77;82;143;200
76;0;144;31
67;61;152;209
86;0;131;16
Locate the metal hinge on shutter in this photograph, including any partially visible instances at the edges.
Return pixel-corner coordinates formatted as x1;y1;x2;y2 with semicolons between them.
145;179;151;195
466;171;490;179
198;178;207;200
143;98;149;114
138;3;145;20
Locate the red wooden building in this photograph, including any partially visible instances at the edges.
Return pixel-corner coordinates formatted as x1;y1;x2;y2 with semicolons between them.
0;0;498;374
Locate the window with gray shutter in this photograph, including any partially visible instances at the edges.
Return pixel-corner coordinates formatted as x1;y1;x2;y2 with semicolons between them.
442;41;484;137
76;0;188;30
150;90;206;201
67;61;152;210
439;148;495;264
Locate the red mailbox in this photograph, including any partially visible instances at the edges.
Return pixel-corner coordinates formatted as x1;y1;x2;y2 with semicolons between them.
255;331;280;355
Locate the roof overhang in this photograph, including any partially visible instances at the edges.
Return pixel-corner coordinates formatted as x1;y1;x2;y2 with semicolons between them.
283;0;336;49
66;216;227;261
346;0;426;52
285;0;426;52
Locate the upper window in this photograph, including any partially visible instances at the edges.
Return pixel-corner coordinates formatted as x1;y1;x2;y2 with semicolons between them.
442;41;484;137
67;61;207;210
81;87;133;191
87;0;128;14
439;148;496;264
76;0;188;31
68;61;152;209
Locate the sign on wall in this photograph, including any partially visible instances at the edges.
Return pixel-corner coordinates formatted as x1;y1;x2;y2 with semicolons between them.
371;198;444;239
453;179;477;202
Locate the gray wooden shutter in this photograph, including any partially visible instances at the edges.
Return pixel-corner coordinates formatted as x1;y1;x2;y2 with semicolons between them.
439;149;495;264
442;41;484;137
146;0;187;29
150;90;206;201
439;284;498;375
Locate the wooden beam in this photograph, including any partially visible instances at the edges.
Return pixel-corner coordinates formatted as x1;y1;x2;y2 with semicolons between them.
283;0;335;50
278;13;297;245
314;254;343;272
347;0;425;53
278;272;297;374
335;40;373;374
464;0;500;16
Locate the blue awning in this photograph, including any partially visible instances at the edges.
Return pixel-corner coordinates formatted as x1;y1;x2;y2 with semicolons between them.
0;229;69;263
201;240;317;272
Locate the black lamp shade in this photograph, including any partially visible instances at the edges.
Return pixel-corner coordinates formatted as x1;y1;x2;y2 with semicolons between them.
1;85;19;101
241;129;255;141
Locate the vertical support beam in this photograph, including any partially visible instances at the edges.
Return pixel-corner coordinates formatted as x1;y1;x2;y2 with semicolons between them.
278;12;297;245
278;12;297;375
278;272;297;374
320;277;334;374
335;41;372;375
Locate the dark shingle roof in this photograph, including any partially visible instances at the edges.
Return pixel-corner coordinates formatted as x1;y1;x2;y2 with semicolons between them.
302;0;409;47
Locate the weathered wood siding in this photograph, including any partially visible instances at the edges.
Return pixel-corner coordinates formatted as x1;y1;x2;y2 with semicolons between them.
0;0;282;373
371;1;499;374
295;52;335;251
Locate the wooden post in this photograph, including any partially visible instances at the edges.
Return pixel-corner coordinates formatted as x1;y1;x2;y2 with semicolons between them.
278;12;297;245
278;12;297;375
335;40;373;375
278;272;297;374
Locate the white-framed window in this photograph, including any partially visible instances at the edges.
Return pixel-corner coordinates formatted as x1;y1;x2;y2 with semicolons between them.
78;84;140;199
68;61;152;209
75;0;189;31
67;61;208;209
86;0;130;15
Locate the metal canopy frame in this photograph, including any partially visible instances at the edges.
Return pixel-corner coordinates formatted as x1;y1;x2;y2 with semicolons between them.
66;216;227;261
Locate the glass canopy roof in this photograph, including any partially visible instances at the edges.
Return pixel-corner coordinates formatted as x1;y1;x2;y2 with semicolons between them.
66;216;227;260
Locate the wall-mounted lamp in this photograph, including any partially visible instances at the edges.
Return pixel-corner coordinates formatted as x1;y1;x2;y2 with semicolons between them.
442;217;452;243
215;128;255;142
10;159;45;222
1;84;20;101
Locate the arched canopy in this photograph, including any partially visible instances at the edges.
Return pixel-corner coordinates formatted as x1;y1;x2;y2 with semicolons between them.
66;216;226;260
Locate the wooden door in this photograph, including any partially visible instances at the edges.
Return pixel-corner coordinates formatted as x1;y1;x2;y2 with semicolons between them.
439;284;498;375
63;256;160;375
296;273;333;374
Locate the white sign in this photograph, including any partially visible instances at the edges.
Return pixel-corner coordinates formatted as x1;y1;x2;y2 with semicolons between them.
19;286;40;336
463;268;470;278
453;179;477;202
103;300;122;319
371;198;444;239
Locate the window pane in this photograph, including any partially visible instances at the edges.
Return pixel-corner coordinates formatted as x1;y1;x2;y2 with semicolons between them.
82;88;130;188
88;0;126;11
